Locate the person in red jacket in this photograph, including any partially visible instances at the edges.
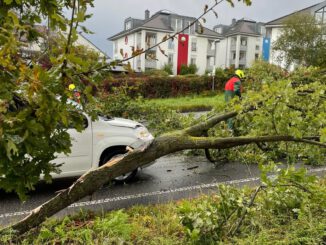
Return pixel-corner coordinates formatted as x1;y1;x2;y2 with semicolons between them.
224;69;245;129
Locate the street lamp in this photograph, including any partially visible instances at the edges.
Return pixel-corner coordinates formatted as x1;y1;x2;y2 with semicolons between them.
212;66;216;91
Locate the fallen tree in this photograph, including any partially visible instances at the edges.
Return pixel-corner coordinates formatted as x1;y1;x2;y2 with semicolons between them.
1;109;325;237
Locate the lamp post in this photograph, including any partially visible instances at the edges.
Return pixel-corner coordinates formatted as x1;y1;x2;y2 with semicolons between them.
212;66;216;91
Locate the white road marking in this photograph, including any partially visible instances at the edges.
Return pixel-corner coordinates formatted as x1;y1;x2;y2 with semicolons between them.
0;166;325;219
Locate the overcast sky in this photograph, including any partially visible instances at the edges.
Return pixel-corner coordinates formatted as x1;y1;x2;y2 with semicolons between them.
82;0;323;57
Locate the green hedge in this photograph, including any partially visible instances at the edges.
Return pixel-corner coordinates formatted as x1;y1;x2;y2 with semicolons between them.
102;75;225;98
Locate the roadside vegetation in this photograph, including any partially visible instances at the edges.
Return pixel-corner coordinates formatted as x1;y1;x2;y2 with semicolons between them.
143;94;224;112
3;165;325;244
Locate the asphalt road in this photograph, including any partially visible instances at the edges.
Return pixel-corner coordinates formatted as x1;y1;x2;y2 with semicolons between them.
0;153;325;227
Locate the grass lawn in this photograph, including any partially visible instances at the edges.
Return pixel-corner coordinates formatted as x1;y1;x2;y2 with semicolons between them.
143;94;225;112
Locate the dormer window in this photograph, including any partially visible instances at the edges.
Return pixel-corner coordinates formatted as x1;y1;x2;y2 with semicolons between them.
174;19;182;32
126;21;132;30
315;7;326;24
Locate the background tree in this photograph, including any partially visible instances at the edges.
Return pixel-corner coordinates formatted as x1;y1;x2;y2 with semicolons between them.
273;13;326;68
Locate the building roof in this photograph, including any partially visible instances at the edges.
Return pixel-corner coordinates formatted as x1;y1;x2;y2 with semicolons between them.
108;10;222;40
214;18;263;37
266;0;326;26
77;33;109;58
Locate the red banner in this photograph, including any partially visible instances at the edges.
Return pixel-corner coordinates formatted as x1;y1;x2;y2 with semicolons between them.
177;34;189;74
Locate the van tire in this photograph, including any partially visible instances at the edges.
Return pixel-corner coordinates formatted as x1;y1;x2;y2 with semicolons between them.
100;148;138;183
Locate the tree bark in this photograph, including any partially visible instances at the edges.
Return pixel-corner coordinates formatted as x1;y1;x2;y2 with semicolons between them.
1;112;324;236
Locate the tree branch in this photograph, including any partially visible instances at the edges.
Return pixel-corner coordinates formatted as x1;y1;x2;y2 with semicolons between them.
184;111;238;137
61;0;77;80
1;109;324;236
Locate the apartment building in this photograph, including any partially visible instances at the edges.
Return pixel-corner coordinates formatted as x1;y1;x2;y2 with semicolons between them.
109;10;222;75
213;18;265;69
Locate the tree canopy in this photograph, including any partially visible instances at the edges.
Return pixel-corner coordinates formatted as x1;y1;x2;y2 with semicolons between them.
273;13;326;68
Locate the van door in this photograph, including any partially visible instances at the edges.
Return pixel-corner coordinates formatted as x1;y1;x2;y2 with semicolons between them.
53;115;93;177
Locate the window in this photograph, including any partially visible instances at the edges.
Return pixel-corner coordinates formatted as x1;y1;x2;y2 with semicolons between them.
255;53;259;60
255;45;260;51
191;39;197;52
241;38;247;46
239;51;246;60
174;19;182;32
209;40;215;50
168;53;174;65
187;21;195;35
191;56;196;65
315;7;326;23
215;27;222;34
126;21;131;30
168;39;174;50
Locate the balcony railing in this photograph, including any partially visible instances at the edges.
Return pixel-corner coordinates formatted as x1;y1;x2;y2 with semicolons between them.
230;44;236;50
239;58;246;65
240;45;247;51
207;48;215;56
145;60;157;69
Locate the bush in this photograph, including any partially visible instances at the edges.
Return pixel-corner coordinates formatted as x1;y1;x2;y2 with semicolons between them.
180;64;198;75
102;75;225;99
143;69;169;77
162;63;173;75
246;60;286;91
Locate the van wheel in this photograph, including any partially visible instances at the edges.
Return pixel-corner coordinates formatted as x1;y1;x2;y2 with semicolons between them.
100;148;138;183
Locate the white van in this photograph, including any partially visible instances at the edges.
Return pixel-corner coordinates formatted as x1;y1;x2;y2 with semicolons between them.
52;114;154;182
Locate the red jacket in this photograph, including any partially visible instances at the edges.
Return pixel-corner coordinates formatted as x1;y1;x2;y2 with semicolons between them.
225;76;242;97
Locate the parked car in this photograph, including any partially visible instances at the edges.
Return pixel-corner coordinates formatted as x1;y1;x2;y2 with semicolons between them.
52;113;154;182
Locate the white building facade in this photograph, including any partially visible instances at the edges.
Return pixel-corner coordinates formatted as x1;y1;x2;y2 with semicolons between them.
109;10;222;75
214;19;265;69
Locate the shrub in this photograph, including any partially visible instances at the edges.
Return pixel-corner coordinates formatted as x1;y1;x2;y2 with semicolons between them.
102;75;225;98
246;60;286;91
180;64;198;75
162;63;173;75
143;69;169;77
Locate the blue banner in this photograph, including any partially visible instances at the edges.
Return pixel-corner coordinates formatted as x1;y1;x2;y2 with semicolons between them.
262;37;271;61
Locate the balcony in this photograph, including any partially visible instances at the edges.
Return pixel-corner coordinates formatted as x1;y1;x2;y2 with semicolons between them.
145;60;157;69
230;44;236;51
145;32;157;50
239;58;246;65
240;45;248;51
207;48;215;57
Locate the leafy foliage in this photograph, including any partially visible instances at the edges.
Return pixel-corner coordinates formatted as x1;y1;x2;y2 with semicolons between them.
205;63;326;166
179;164;325;244
162;63;173;75
179;64;198;75
0;0;103;199
273;13;326;68
102;74;225;98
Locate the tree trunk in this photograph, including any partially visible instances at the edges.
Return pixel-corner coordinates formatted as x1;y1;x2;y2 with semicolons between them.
1;111;324;236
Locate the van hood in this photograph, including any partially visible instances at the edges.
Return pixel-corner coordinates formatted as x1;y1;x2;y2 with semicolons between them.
105;117;142;129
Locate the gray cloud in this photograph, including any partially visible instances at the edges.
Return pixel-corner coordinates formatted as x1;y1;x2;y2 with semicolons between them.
82;0;322;57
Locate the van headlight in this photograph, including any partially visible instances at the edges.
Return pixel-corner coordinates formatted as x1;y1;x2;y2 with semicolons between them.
135;126;154;141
